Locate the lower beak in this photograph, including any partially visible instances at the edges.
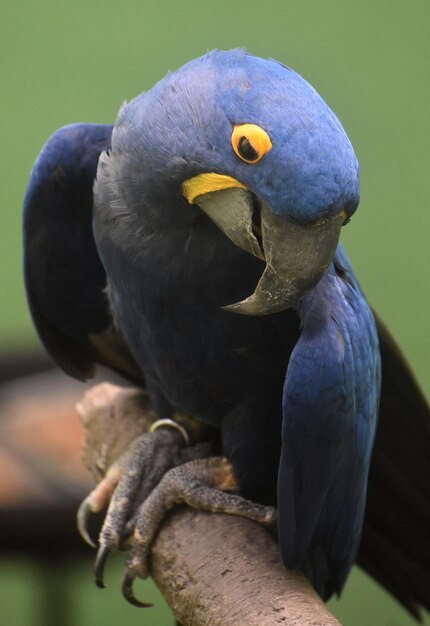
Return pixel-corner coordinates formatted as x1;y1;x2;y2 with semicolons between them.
184;179;343;315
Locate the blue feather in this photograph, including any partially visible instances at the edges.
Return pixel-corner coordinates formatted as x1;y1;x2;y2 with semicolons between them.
279;245;380;598
23;123;113;379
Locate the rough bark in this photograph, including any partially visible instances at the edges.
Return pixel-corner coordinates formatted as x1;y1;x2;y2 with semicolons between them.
152;509;340;625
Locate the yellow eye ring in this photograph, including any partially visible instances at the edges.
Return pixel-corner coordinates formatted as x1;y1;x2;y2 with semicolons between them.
231;124;272;164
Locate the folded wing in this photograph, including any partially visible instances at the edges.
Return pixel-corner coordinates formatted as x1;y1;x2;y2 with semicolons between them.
23;124;141;382
278;245;380;600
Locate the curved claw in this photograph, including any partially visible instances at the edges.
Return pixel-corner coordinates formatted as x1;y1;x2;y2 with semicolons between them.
122;573;152;608
77;496;97;548
94;544;111;589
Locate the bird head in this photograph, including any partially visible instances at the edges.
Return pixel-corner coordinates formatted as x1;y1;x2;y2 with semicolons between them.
101;49;359;314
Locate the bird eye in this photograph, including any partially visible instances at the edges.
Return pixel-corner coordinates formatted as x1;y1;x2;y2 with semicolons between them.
231;124;272;164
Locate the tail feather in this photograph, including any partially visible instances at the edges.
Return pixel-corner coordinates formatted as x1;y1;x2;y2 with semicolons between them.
358;315;430;618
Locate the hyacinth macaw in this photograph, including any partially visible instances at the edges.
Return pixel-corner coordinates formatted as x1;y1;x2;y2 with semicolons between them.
23;50;430;616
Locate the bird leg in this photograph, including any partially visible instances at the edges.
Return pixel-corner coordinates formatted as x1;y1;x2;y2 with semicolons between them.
76;383;276;607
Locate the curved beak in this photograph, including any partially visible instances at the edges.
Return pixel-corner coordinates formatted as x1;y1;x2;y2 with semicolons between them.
182;175;344;315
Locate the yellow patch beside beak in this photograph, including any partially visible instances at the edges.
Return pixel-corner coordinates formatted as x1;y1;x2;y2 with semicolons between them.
181;173;247;204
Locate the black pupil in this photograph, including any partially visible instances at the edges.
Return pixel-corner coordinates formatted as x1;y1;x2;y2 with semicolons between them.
238;136;258;161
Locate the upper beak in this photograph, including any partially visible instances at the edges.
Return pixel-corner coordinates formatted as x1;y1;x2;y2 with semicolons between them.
182;174;344;315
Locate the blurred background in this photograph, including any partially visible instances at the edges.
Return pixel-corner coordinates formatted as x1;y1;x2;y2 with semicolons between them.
1;1;429;624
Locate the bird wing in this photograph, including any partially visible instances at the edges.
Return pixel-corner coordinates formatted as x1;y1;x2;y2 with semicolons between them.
278;245;380;600
358;314;430;618
23;124;141;382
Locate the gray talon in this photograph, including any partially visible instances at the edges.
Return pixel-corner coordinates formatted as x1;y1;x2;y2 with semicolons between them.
122;573;152;608
94;544;111;588
77;496;97;548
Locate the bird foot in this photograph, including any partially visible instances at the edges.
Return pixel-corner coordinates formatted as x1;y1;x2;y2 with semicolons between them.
118;456;276;607
76;383;276;607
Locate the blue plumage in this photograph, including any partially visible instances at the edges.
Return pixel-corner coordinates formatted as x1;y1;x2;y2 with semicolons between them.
92;50;377;598
279;245;380;597
23;50;430;613
23;123;113;379
107;49;359;224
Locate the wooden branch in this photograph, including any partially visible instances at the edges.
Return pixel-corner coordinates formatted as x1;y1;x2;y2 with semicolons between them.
78;383;341;625
152;509;340;625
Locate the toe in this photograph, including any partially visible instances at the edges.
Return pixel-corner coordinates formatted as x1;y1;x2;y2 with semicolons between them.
76;495;97;548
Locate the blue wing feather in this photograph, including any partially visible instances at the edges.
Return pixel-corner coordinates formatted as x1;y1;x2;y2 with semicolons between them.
23;123;115;379
278;245;380;599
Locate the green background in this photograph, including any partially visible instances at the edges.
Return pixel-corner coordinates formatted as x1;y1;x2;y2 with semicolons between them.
1;1;429;624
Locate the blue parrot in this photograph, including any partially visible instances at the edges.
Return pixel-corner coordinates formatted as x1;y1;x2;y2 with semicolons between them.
23;50;430;615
